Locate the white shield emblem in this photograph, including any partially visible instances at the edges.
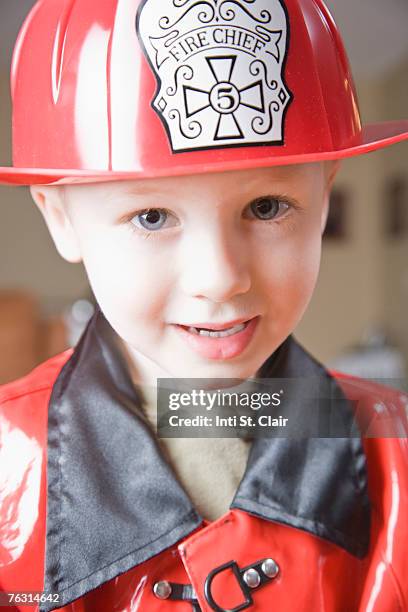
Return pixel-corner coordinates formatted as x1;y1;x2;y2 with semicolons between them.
136;0;292;152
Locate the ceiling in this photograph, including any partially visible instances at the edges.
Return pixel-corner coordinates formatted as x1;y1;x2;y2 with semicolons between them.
0;0;407;78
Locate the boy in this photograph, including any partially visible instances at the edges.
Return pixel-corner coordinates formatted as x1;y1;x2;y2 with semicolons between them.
1;1;408;611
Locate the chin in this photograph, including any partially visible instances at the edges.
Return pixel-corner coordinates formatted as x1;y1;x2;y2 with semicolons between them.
173;357;263;381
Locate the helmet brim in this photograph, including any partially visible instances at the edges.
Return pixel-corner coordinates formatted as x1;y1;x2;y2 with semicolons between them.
1;120;407;186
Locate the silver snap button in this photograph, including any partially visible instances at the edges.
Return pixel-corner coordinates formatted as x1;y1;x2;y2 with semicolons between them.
262;558;279;578
374;403;385;414
153;580;172;599
243;568;261;588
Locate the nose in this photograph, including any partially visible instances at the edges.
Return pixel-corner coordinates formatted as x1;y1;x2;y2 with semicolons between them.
178;225;251;302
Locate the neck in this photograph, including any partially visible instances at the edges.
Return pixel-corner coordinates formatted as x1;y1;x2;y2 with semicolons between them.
118;339;171;406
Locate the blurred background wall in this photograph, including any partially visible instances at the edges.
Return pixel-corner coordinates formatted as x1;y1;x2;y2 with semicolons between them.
297;52;408;377
0;0;407;384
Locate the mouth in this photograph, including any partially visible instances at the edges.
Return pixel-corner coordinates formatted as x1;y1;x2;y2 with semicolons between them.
178;319;251;337
172;316;260;360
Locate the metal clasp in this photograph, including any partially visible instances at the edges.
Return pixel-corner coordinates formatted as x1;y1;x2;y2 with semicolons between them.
204;557;279;612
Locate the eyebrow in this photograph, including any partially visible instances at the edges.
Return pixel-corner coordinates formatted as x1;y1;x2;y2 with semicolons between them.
116;184;164;197
101;184;166;208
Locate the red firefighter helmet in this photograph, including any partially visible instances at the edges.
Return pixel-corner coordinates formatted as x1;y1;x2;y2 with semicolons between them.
0;0;407;185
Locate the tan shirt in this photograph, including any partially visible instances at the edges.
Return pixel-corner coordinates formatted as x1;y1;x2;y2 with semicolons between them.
140;384;252;521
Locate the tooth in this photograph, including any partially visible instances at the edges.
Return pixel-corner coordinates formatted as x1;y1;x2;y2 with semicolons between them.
199;330;211;337
197;322;246;338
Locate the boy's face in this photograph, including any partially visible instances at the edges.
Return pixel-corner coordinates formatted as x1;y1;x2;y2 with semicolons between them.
32;162;336;381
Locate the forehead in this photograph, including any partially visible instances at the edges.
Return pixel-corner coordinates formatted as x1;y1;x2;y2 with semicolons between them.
63;162;325;205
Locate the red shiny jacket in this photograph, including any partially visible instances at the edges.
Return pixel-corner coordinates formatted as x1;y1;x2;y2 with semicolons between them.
1;311;408;612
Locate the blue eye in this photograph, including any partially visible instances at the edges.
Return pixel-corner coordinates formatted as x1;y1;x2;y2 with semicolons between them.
249;196;289;220
131;209;168;231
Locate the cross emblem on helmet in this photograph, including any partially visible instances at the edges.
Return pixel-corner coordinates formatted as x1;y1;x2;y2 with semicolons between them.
184;55;266;141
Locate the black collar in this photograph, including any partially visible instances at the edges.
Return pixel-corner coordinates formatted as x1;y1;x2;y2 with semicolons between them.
43;309;370;610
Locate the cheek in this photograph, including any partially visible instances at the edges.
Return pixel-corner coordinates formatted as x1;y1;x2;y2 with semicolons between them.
256;222;322;325
78;231;173;335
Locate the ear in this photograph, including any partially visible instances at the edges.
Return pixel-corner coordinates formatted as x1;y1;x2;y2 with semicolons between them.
30;186;82;263
321;161;341;235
